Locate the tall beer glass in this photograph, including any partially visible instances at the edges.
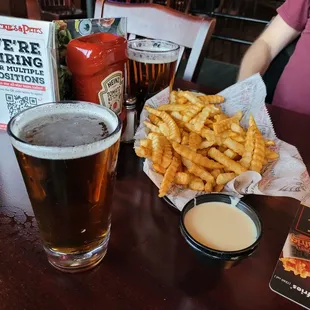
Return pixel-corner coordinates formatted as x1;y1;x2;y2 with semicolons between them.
7;102;121;272
127;39;179;114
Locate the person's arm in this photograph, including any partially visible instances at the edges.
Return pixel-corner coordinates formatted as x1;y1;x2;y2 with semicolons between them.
238;15;300;81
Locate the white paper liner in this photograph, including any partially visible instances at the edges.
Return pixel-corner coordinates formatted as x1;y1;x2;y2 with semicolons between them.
134;74;310;210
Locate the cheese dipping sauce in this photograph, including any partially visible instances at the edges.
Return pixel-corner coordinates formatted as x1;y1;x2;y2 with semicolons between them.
184;202;258;252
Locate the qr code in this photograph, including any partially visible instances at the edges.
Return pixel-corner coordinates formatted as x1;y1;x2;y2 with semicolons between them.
5;94;38;118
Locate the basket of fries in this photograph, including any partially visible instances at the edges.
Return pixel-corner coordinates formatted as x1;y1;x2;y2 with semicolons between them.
134;74;310;210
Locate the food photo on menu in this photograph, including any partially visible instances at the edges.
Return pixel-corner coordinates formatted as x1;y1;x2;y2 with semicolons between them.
1;1;310;309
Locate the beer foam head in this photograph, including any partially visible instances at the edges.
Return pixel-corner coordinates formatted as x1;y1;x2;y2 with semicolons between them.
128;39;179;64
7;102;121;160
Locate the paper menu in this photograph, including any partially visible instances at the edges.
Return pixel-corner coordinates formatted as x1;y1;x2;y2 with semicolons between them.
270;205;310;309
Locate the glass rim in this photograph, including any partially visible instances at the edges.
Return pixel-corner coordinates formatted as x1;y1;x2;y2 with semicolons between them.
7;101;122;160
128;38;180;54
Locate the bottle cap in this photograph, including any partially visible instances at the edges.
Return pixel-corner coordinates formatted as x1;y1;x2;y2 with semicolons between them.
125;97;137;110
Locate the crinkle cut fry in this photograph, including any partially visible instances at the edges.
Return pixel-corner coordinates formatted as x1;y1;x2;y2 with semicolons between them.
204;182;213;192
250;131;265;173
170;90;177;104
223;137;244;156
198;94;225;104
145;106;181;143
140;138;152;149
158;104;191;111
182;158;215;185
153;163;166;174
148;133;165;164
178;91;204;108
216;172;236;185
149;114;161;125
174;172;191;185
162;138;173;168
213;116;239;135
135;146;151;158
190;107;210;132
189;177;204;191
240;125;256;169
188;132;202;150
144;121;161;133
172;142;223;169
159;156;180;197
208;147;247;175
183;104;203;122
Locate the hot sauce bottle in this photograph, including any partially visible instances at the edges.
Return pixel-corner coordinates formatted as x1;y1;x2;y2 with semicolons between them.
67;33;127;128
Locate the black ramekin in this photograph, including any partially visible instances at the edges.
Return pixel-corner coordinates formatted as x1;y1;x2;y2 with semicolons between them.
180;194;263;269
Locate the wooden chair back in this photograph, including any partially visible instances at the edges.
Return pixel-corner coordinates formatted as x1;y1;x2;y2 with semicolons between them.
94;1;216;81
1;0;27;18
40;0;72;11
111;0;191;13
28;0;83;20
26;0;42;19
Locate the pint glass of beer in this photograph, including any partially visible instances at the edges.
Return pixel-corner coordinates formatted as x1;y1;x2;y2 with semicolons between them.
7;102;121;272
127;39;179;114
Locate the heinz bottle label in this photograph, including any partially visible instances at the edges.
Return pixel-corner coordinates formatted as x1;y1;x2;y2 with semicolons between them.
98;71;124;115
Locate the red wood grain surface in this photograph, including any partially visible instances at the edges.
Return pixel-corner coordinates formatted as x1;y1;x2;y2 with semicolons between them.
0;79;306;310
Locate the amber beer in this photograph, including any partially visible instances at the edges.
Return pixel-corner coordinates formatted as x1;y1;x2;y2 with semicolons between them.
7;102;121;272
127;39;179;113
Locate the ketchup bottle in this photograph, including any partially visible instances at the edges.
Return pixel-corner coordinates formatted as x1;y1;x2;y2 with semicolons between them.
67;33;127;129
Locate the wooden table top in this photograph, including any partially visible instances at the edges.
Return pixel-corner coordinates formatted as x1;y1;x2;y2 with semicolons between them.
0;79;307;310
